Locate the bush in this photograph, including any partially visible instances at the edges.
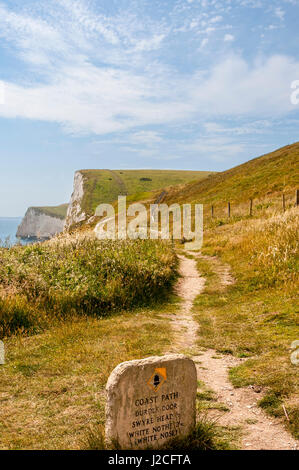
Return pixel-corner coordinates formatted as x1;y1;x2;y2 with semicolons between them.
0;296;44;338
0;236;177;335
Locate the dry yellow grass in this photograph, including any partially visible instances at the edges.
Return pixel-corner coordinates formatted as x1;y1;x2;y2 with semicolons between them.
0;305;175;450
193;207;299;437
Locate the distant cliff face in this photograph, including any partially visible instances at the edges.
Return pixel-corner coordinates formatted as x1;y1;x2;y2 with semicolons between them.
63;169;213;231
64;171;87;231
17;207;66;240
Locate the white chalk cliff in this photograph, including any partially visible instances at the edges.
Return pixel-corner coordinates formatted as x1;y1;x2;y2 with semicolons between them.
64;171;87;230
18;171;87;238
17;207;65;240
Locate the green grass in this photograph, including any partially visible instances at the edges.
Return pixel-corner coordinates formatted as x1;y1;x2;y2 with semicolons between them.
31;204;68;219
82;419;238;451
196;380;230;412
78;169;212;217
0;236;177;338
162;421;239;451
164;142;299;207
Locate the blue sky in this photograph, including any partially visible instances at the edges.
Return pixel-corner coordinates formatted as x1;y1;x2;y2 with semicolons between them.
0;0;299;216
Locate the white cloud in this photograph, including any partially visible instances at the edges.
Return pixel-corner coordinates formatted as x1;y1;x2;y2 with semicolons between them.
177;136;246;162
274;7;285;20
200;38;209;48
134;34;166;52
211;16;223;23
1;53;299;135
189;55;299;117
1;65;194;135
224;33;235;42
0;80;5;104
204;120;272;135
128;131;164;145
0;0;299;138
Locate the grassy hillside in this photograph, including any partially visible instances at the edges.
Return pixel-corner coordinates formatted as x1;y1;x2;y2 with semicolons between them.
33;204;68;220
161;144;298;438
165;142;299;208
193;208;299;438
79;169;212;216
142;143;298;438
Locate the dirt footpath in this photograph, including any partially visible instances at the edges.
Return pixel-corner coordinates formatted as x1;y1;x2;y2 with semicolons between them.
168;253;298;450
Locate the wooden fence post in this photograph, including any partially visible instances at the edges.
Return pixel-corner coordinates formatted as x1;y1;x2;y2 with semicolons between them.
211;205;214;218
296;189;299;207
249;199;253;217
228;202;231;218
282;194;286;212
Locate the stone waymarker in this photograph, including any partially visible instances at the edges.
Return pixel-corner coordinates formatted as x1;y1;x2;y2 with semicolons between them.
105;354;197;449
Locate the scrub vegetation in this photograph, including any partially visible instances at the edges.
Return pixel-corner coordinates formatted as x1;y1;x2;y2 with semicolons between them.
0;236;177;338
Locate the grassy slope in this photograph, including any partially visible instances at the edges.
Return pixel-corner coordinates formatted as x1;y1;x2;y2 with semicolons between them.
165;142;299;207
193;210;299;438
32;204;68;220
79;169;212;216
164;143;299;438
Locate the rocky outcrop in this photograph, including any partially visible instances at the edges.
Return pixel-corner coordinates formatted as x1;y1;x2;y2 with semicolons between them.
17;207;65;240
64;171;86;231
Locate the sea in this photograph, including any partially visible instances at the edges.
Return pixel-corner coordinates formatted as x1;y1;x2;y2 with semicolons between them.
0;217;33;247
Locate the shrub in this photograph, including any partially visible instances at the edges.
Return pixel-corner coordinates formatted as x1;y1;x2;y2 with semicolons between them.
0;237;177;335
0;296;44;338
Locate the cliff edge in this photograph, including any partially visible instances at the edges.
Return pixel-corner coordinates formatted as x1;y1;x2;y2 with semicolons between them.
63;169;212;231
64;171;86;231
17;205;68;240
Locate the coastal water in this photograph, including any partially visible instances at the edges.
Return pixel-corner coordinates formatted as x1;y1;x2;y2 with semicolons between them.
0;217;33;247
